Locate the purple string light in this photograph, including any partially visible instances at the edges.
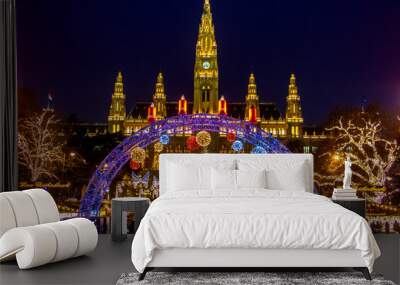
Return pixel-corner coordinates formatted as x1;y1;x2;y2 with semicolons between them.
79;114;289;216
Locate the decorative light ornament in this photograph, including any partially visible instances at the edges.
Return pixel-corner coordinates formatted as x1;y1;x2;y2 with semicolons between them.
159;134;170;145
130;147;146;163
196;131;212;147
130;160;141;170
218;96;227;115
232;140;243;152
226;132;236;142
100;163;109;173
251;146;267;154
186;136;200;151
178;95;187;115
81;114;291;216
147;103;156;123
154;142;164;152
249;105;257;123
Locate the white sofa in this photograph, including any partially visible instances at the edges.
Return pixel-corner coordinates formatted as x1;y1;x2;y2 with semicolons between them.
0;188;98;269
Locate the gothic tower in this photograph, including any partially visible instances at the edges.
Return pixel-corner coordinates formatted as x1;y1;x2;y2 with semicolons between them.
285;73;303;138
108;71;126;133
245;73;260;122
153;72;166;120
193;0;219;114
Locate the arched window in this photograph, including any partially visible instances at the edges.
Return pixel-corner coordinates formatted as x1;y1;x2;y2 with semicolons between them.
202;90;207;102
201;86;210;102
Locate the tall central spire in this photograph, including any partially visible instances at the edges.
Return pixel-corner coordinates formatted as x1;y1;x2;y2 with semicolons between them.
197;0;216;57
203;0;211;13
193;0;219;114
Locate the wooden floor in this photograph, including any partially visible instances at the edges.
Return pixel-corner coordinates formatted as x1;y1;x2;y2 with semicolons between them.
0;234;399;285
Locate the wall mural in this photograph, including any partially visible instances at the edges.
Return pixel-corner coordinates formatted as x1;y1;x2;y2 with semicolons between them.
16;0;399;234
72;111;397;234
17;106;400;234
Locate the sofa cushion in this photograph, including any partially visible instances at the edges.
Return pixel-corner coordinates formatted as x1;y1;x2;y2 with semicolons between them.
42;221;79;262
24;189;59;224
0;191;39;227
0;226;57;269
0;218;98;269
0;196;17;238
64;218;98;257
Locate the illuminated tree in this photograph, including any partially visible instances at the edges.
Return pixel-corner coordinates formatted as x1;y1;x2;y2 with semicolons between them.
18;109;64;182
315;110;399;191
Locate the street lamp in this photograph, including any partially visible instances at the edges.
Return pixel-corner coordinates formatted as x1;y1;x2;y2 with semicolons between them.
62;152;77;181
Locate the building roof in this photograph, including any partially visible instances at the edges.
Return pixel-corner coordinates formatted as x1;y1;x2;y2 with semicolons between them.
127;101;283;121
303;125;326;135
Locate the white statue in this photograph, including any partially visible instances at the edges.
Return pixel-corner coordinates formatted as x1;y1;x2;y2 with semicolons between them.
343;156;352;190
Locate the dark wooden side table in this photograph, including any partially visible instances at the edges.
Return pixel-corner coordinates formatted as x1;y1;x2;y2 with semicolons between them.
332;198;366;218
111;197;150;241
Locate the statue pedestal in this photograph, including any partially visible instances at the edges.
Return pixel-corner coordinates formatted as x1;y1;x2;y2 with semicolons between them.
332;188;358;200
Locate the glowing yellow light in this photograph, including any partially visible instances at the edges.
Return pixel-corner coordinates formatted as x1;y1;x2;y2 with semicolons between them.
154;142;164;153
196;131;212;147
131;147;146;163
218;96;227;115
178;95;187;115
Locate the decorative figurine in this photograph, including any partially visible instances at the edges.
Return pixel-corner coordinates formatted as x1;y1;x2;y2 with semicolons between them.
343;156;352;190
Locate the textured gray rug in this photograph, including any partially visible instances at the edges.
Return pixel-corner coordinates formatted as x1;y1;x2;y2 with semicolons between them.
116;272;395;285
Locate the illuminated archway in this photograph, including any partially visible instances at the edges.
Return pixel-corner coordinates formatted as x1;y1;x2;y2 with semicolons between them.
79;114;289;216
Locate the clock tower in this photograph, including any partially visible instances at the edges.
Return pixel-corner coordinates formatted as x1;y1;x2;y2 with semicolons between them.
193;0;219;114
286;73;303;138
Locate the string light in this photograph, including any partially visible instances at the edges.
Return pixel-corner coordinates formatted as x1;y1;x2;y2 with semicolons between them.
80;114;289;216
130;147;146;163
232;140;243;152
251;146;267;154
227;132;236;142
154;142;164;152
130;160;141;170
196;131;212;147
160;135;170;145
186;136;200;151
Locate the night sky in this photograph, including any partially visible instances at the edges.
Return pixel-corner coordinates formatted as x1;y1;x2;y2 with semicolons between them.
17;0;400;125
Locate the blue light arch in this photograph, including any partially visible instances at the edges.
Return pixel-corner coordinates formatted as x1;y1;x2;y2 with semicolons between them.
79;114;289;216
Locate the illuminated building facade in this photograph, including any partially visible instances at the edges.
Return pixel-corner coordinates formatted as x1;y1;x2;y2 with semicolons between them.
153;72;166;120
107;0;327;150
286;73;303;138
107;72;126;133
245;73;260;123
193;0;219;114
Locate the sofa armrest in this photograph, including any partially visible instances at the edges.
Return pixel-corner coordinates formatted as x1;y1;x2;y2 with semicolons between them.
0;218;98;269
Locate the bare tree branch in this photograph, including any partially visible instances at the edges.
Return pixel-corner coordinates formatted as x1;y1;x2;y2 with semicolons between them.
316;115;398;190
18;109;65;182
